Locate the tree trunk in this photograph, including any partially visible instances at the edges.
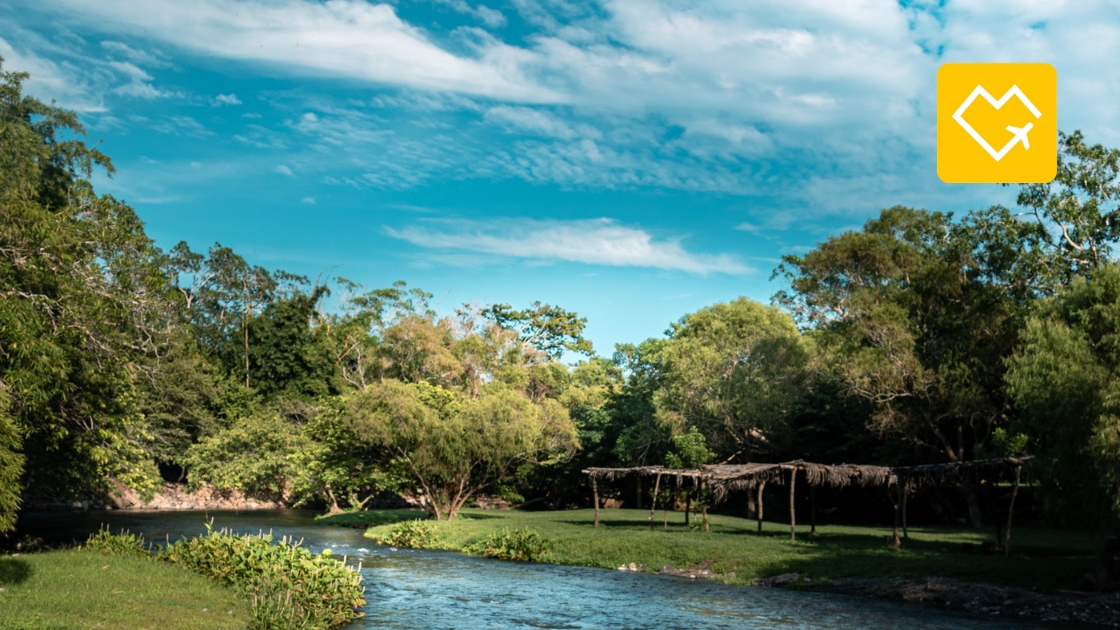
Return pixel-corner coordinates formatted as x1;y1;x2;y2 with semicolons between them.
901;479;909;540
649;473;661;530
889;482;902;547
685;488;692;526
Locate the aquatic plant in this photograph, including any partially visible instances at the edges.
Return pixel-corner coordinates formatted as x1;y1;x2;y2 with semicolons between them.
462;527;551;562
372;519;437;549
83;526;150;558
160;523;366;630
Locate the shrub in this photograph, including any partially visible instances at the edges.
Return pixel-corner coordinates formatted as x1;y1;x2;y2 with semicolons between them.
83;526;150;558
159;524;365;630
462;527;551;562
372;519;437;549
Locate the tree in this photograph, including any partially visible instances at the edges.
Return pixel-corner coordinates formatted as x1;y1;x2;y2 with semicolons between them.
1;59;164;501
245;286;337;400
485;301;594;360
0;390;24;533
347;380;577;520
656;298;807;462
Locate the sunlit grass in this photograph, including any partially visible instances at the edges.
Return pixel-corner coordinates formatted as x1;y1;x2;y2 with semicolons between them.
321;507;1103;592
0;549;249;630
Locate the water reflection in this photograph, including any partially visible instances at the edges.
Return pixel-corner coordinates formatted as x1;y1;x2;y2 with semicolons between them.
18;510;1054;629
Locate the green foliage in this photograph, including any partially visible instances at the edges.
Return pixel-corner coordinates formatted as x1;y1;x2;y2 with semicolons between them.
184;410;312;501
83;526;150;558
1006;263;1120;529
657;298;806;461
160;523;365;630
245;287;337;399
486;301;593;359
348;379;578;520
462;527;552;562
664;427;714;469
0;390;24;533
372;519;438;548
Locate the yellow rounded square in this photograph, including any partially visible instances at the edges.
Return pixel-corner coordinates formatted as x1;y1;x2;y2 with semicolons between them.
937;63;1057;184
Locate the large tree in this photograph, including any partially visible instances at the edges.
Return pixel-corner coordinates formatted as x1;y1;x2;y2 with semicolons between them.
347;380;577;520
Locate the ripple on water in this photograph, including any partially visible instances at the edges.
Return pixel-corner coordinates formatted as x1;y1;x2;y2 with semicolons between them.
18;510;1053;630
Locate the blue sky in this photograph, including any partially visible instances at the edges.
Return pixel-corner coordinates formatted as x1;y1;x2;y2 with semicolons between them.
3;0;1119;355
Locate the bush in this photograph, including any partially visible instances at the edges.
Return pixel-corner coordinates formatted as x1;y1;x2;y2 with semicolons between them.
85;524;365;630
83;526;150;558
372;519;437;549
462;527;551;562
160;524;366;630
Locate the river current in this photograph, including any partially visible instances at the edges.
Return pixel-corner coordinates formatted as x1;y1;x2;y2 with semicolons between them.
17;509;1059;629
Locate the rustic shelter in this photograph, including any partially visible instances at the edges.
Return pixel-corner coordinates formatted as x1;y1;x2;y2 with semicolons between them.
889;456;1034;554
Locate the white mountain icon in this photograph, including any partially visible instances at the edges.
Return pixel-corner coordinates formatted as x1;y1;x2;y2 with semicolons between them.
952;85;1042;162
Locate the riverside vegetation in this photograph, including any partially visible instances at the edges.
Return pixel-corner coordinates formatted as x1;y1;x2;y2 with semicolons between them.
325;508;1105;593
0;526;365;630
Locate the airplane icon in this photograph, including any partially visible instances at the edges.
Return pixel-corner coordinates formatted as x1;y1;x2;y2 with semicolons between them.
1005;123;1033;150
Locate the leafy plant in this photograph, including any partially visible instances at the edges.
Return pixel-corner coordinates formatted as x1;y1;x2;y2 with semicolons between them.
145;523;363;630
83;526;150;558
462;527;551;562
372;519;437;549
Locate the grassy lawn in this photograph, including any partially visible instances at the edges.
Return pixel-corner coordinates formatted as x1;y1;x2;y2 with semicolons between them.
321;507;1104;592
0;550;249;630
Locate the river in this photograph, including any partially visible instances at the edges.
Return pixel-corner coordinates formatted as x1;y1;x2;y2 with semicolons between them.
17;509;1059;629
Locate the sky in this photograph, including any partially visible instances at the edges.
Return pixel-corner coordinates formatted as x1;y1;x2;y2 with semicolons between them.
2;0;1119;356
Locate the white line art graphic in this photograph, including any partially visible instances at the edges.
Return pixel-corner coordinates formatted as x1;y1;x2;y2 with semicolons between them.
952;85;1042;162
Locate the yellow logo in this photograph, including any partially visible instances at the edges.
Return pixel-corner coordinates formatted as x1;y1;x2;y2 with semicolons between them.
937;63;1057;183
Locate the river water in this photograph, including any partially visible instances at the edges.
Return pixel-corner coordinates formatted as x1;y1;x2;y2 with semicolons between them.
17;509;1060;629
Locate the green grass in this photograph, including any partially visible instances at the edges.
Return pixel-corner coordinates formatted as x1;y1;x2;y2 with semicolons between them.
320;507;1105;592
0;550;249;630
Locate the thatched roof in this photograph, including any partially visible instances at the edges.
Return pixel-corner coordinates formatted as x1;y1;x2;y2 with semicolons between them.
889;456;1033;488
582;466;706;487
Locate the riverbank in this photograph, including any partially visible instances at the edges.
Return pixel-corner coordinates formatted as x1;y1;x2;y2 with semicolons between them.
321;507;1118;626
0;549;249;629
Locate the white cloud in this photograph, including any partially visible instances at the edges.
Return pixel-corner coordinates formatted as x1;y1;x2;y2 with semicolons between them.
214;93;241;105
386;218;751;275
43;0;559;102
273;165;294;176
302;196;316;204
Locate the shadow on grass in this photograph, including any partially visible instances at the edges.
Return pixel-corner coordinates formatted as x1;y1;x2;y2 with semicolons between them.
316;509;426;528
0;557;31;586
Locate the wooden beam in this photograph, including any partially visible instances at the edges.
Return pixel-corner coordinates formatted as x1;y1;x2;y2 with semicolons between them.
592;475;600;529
649;472;662;530
789;467;797;542
1005;465;1022;556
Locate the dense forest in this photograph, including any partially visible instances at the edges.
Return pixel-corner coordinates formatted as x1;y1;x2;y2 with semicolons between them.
2;58;1119;542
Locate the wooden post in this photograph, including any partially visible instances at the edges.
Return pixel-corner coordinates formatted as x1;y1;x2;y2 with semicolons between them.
685;486;692;526
902;478;909;540
789;467;797;542
890;480;902;547
636;477;642;510
592;476;600;529
701;480;710;532
663;486;670;530
757;481;766;532
649;472;662;530
810;486;817;536
1005;465;1022;557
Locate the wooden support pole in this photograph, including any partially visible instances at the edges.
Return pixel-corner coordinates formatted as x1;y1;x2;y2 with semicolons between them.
810;486;817;536
890;480;902;548
636;477;642;510
649;472;662;530
701;480;710;532
757;481;766;532
1005;465;1022;557
789;467;797;542
902;478;909;540
592;476;600;529
685;486;692;526
663;486;670;530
